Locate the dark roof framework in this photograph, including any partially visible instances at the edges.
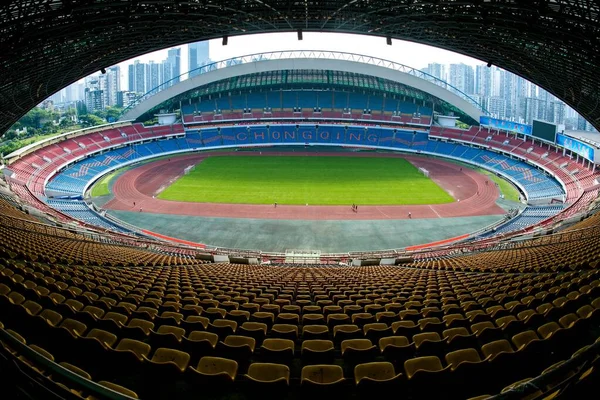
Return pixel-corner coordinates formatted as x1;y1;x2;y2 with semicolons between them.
1;1;599;134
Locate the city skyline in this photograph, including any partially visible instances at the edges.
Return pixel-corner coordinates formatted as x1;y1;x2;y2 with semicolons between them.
47;32;591;130
76;33;487;89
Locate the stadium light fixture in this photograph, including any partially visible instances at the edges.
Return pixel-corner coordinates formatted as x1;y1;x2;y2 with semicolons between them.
487;61;492;68
297;29;303;40
222;36;228;45
100;68;106;74
386;36;392;45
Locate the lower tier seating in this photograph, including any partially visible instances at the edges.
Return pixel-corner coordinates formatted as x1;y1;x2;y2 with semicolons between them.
1;257;599;399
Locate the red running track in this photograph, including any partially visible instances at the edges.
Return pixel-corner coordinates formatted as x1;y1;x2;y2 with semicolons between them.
103;152;505;220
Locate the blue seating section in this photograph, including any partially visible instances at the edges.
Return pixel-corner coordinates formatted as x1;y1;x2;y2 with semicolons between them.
432;141;563;200
184;90;433;116
44;125;565;206
45;174;88;195
46;199;131;233
483;205;565;236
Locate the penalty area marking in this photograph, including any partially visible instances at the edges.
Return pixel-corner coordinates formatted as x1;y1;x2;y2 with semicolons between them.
154;164;196;197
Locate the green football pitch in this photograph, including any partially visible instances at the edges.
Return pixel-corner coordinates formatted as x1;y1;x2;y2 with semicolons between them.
157;155;455;205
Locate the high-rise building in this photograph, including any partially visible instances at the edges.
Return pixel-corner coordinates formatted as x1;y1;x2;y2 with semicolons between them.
475;65;491;98
84;76;104;112
423;63;445;82
48;89;65;105
520;97;549;124
145;61;160;92
128;64;135;92
487;97;506;120
105;66;120;107
165;48;181;87
549;100;566;125
448;64;475;95
489;67;503;98
64;82;84;103
134;61;146;94
161;60;172;87
117;91;138;108
188;41;210;78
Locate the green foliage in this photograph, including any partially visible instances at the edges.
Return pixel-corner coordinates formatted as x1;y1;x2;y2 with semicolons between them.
80;114;104;127
14;107;56;129
143;117;158;126
0;102;118;156
0;132;74;156
59;118;74;129
90;170;120;197
104;106;123;122
473;167;522;202
76;102;88;116
158;155;454;205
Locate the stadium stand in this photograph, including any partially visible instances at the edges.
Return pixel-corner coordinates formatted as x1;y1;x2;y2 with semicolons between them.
0;198;599;398
5;116;600;253
3;4;600;396
45;200;132;234
1;117;600;398
181;87;434;126
41;125;565;206
481;205;565;236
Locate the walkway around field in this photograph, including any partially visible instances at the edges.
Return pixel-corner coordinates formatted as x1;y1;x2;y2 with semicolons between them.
103;151;505;220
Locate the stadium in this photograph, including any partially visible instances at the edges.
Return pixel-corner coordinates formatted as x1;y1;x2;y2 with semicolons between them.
0;2;600;400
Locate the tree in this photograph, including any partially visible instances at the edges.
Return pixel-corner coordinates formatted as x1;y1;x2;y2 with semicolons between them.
2;130;18;141
104;106;123;122
80;114;104;127
64;107;77;118
18;108;52;129
92;109;107;120
456;120;470;129
143;117;158;126
76;101;88;116
42;121;58;134
59;118;73;129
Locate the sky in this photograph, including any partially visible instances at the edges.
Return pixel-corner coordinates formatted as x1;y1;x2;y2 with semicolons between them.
111;32;484;85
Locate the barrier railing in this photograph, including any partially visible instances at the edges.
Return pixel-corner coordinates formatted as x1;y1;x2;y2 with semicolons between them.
9;120;598;261
0;318;597;400
0;327;136;400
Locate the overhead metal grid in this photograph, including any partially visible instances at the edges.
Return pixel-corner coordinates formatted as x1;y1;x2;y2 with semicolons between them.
0;1;599;133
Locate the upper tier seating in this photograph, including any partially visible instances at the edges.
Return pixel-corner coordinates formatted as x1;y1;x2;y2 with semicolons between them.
430;125;600;203
8;123;181;196
181;90;434;126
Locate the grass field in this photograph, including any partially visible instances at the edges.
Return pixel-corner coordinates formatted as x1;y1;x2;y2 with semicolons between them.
90;170;120;197
157;156;454;205
434;158;522;203
473;167;522;202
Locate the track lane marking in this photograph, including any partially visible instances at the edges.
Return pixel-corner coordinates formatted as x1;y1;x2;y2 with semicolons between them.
429;205;442;218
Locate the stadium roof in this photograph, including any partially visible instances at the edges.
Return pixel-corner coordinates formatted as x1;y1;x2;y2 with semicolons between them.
122;53;484;124
1;1;599;134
